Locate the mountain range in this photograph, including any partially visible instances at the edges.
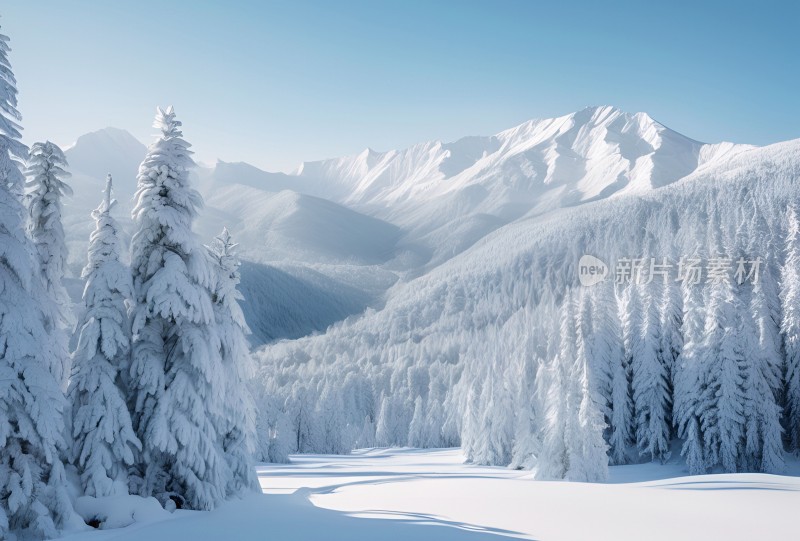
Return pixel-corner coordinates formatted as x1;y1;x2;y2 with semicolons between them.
60;106;778;346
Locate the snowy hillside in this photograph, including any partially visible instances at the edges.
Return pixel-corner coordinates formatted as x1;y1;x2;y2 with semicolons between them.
253;137;800;476
201;186;400;265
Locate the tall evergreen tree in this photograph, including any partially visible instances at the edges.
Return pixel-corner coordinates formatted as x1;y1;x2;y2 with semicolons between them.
673;258;707;474
701;219;747;472
509;327;540;469
24;140;72;384
631;277;671;462
474;362;514;465
611;284;637;464
573;291;610;481
407;395;429;448
736;217;784;473
578;290;613;426
69;176;141;497
206;227;259;495
129;106;225;510
0;25;73;539
535;345;567;479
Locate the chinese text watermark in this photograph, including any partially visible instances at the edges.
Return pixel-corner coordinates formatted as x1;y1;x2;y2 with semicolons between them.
578;255;761;287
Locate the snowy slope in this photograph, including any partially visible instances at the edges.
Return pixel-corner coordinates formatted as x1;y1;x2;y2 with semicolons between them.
201;186;400;265
238;261;373;345
57;448;800;541
253;137;800;467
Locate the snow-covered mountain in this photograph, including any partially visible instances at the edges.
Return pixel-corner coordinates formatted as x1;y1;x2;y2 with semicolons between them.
61;106;752;274
297;105;731;208
58;107;762;346
287;106;752;269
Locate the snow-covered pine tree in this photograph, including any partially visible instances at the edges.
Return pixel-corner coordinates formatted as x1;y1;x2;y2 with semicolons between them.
631;276;671;462
315;383;347;454
746;200;783;398
24;140;73;384
534;347;566;480
747;197;783;366
69;175;141;497
673;241;708;474
287;384;316;452
781;205;800;450
572;290;610;481
129;106;226;510
0;25;74;539
375;394;395;447
584;283;618;443
611;283;637;464
460;361;486;461
375;391;410;447
701;217;747;472
206;227;259;495
573;350;610;481
254;390;294;463
659;249;683;399
407;395;428;448
736;214;784;473
509;324;540;469
475;362;514;465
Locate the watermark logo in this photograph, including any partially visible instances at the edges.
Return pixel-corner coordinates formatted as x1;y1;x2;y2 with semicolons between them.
578;255;608;286
578;254;762;287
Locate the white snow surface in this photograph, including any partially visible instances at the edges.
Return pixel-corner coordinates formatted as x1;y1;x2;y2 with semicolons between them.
58;448;800;541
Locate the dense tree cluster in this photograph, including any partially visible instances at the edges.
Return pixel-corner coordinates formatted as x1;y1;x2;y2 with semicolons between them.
0;24;257;539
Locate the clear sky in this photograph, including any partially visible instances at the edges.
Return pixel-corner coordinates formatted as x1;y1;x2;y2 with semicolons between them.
2;0;798;172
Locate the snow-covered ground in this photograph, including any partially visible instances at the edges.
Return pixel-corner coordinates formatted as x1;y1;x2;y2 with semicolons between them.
59;448;800;541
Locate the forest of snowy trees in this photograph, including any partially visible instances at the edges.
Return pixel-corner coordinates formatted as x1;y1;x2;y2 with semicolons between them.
0;26;257;539
253;143;800;482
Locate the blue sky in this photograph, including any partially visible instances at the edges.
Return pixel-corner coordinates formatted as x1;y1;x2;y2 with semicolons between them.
3;0;798;171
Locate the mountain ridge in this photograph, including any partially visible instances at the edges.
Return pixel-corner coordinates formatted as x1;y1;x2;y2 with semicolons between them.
64;107;758;216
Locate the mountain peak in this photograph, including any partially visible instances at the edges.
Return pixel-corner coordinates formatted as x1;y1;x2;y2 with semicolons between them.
580;104;622;116
64;127;147;189
67;127;144;151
